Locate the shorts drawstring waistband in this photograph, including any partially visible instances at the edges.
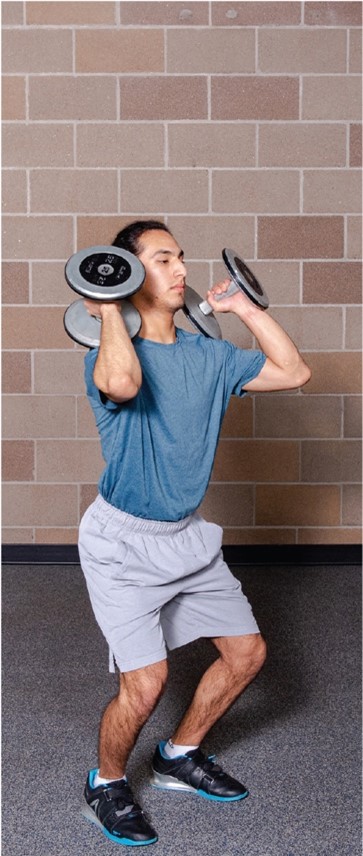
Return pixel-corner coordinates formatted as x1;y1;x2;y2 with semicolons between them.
93;494;194;536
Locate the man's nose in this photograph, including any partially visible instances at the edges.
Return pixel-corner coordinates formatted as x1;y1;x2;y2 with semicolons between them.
174;258;186;277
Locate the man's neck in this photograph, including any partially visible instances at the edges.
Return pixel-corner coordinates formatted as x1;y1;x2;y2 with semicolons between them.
137;311;177;344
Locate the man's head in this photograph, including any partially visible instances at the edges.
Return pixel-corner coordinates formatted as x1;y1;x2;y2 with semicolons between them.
113;221;187;317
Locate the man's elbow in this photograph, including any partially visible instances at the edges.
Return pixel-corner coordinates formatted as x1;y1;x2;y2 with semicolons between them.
97;372;141;403
291;360;312;389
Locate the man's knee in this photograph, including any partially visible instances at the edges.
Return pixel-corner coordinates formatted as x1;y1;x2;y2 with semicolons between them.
214;633;267;681
120;659;168;718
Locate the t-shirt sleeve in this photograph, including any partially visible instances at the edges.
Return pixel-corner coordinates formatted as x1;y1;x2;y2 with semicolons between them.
84;348;122;412
224;341;267;397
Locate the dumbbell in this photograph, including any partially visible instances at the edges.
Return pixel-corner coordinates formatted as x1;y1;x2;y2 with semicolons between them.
63;245;144;347
183;249;269;339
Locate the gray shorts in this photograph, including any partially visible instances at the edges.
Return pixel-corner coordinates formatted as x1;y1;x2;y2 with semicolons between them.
78;495;259;673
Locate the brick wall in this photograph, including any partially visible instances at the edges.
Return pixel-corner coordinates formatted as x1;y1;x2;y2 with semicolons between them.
2;0;362;547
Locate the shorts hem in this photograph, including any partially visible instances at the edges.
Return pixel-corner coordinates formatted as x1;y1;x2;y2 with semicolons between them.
166;623;260;651
113;646;168;673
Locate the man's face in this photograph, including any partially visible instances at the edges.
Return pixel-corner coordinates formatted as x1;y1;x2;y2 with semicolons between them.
135;230;187;313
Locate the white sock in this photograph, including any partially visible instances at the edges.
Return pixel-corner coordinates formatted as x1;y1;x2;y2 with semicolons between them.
163;738;199;759
93;770;126;787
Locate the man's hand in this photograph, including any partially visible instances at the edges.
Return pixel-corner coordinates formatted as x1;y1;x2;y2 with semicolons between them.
83;298;123;319
205;279;259;317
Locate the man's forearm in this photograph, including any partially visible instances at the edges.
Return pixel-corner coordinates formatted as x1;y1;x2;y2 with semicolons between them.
237;303;304;371
94;304;142;402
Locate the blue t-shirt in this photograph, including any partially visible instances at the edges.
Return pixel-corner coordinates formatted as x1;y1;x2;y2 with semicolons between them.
84;328;266;521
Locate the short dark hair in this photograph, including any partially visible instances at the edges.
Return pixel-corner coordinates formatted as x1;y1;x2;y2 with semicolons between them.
112;220;173;257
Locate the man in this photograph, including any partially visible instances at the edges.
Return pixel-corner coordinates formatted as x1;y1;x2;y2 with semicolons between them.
78;220;311;847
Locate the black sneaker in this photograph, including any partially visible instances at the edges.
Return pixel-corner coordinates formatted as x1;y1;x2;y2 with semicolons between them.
83;769;158;846
150;742;249;802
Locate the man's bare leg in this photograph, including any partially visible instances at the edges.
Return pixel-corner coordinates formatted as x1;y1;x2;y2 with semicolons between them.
171;634;266;746
98;659;168;779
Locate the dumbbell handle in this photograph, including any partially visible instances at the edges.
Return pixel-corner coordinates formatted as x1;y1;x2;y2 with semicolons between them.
199;279;239;316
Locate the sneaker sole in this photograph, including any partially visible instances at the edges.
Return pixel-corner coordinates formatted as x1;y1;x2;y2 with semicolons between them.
150;771;249;802
81;805;158;847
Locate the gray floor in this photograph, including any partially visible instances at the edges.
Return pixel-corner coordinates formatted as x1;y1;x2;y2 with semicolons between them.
2;562;362;856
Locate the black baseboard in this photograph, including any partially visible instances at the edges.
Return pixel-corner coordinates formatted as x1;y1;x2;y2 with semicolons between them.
1;543;362;566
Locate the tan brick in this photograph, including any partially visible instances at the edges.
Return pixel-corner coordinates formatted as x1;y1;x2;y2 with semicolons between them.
272;306;343;351
168;216;255;260
37;439;103;482
304;169;361;214
32;262;71;306
77;216;133;249
120;2;209;25
303;353;362;394
2;215;73;261
303;76;362;120
303;262;361;304
349;28;362;73
298;528;362;544
76;29;164;73
30;169;118;214
77;397;98;438
168;123;255;168
342;484;362;526
220;396;253;438
26;1;116;24
80;483;99;517
3;484;79;526
2;76;26;120
29;76;117;121
34;351;85;394
3;307;73;349
2;528;34;544
259;124;346;168
2;169;27;213
302;440;361;483
2;352;31;393
256;485;341;526
212;2;301;25
35;528;79;544
350;124;362;167
2;2;24;24
2;440;34;481
121;169;209;214
2;262;29;303
345;307;362;350
346;216;362;259
213;440;299;482
77;124;164;168
2;29;73;73
255;395;343;439
168;28;255;74
3;395;76;439
3;124;74;168
304;2;362;26
258;216;344;259
213;170;299;214
344;396;362;438
120;77;208;120
212;77;299;120
222;527;296;545
200;483;254;527
259;28;346;73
